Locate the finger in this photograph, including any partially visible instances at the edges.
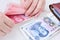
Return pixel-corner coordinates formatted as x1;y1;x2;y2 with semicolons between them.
24;0;33;9
25;0;39;16
30;0;45;16
21;0;33;9
0;31;5;36
0;23;11;34
6;7;25;15
29;10;43;18
3;14;15;28
35;9;43;17
6;4;25;15
0;14;3;22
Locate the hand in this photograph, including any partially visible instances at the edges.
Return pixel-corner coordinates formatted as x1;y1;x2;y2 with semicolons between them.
0;13;15;36
21;0;45;17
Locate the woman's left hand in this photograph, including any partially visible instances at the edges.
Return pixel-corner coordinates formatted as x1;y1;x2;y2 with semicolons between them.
21;0;45;17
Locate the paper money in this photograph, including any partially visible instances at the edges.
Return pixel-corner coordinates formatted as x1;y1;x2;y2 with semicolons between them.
7;15;28;23
5;4;29;23
19;12;60;40
4;3;60;40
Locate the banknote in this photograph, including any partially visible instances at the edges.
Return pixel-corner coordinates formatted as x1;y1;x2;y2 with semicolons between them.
19;12;60;40
7;14;29;23
4;3;60;40
5;4;29;23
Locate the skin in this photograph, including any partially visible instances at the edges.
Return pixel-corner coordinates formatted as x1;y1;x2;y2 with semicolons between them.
21;0;45;17
0;0;45;36
0;13;15;36
6;0;45;17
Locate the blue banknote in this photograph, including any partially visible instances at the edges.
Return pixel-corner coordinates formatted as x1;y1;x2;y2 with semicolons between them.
20;13;60;40
23;22;49;40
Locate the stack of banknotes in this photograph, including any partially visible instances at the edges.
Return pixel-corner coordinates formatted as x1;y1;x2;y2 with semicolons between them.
5;3;60;40
5;4;29;23
19;12;60;40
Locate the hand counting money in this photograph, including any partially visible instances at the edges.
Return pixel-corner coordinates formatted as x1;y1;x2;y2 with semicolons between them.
5;4;29;23
4;3;60;40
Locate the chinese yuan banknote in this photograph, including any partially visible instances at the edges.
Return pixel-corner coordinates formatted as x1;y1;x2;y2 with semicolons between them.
19;12;60;40
5;4;29;23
